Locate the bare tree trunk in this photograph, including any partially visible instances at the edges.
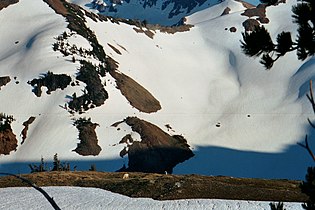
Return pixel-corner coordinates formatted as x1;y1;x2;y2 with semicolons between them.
298;80;315;162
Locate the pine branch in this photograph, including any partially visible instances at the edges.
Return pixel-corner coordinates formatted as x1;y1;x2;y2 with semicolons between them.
307;80;315;113
297;135;315;162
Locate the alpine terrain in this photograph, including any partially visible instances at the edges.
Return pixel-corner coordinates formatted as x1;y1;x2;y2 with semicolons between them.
0;0;314;181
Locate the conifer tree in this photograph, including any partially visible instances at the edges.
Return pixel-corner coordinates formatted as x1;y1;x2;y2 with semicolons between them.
52;153;61;171
270;202;285;210
300;167;315;210
241;0;314;69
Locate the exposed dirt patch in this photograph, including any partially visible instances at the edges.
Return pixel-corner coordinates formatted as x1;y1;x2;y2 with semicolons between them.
221;7;231;16
0;76;11;90
107;43;122;55
128;20;193;36
73;118;102;156
0;171;308;202
0;129;17;155
20;117;36;145
157;24;192;34
0;0;19;11
43;0;69;16
230;27;237;32
133;27;155;39
118;117;194;174
110;71;161;113
241;4;267;18
236;0;255;9
241;4;270;31
242;18;260;31
0;114;17;155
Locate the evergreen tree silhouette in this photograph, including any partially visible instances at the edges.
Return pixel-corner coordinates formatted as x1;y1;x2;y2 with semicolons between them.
241;0;314;69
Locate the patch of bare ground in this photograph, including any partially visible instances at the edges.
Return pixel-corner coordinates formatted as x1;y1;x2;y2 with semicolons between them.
20;117;36;145
0;171;308;202
242;19;260;31
0;0;19;11
117;117;194;174
221;7;231;16
155;24;192;34
107;43;122;55
241;4;267;19
133;27;155;39
110;71;161;113
73;118;102;156
43;0;69;16
236;0;255;9
0;76;10;90
241;4;270;31
0;129;17;155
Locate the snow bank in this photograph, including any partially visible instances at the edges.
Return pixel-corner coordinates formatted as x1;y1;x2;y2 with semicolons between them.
0;187;303;210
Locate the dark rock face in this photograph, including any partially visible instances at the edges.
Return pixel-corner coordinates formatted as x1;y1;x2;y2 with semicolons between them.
0;76;10;90
119;117;194;174
28;72;71;97
73;118;102;156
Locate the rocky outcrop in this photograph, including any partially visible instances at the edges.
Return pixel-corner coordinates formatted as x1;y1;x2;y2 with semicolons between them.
110;71;161;113
118;117;194;174
0;76;10;90
73;118;102;156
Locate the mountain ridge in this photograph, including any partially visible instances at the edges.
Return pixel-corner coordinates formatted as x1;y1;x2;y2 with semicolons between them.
0;0;314;181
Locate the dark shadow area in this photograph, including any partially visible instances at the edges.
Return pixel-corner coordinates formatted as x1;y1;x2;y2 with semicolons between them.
0;158;127;175
174;141;315;180
84;0;220;26
174;118;315;180
1;139;314;180
3;125;315;180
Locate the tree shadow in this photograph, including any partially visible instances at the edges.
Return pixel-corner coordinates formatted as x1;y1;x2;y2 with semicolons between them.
3;130;315;180
174;138;315;180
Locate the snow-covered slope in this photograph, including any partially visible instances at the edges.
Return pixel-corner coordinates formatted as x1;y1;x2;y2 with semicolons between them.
0;0;314;180
0;187;304;210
